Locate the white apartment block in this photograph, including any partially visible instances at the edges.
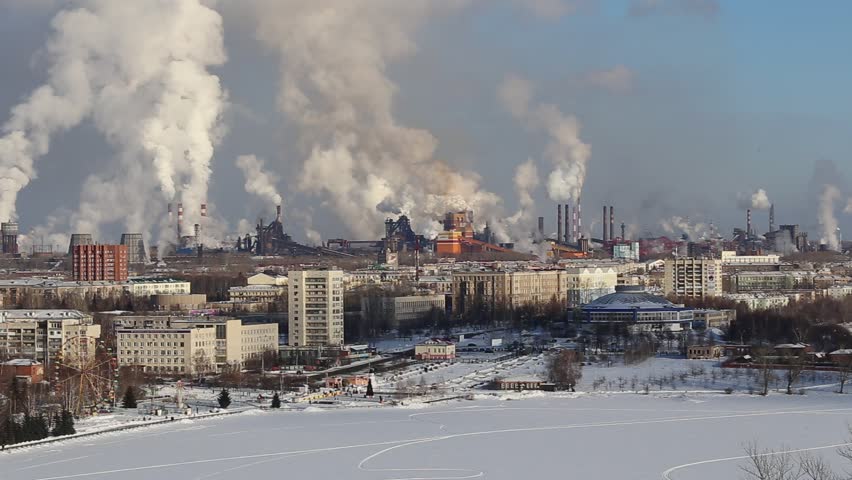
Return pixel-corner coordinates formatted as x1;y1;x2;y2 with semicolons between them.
288;270;344;346
664;258;722;298
126;278;191;296
720;251;780;266
0;310;101;364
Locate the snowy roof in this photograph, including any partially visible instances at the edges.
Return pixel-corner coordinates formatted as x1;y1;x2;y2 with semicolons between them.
583;285;678;310
498;376;544;383
0;309;90;321
830;349;852;355
3;359;41;366
417;338;454;346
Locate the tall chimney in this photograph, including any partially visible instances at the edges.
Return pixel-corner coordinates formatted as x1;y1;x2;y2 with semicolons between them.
200;203;207;218
621;222;626;240
276;205;282;222
572;205;578;244
563;204;569;243
557;205;563;245
747;208;752;236
537;216;544;237
577;198;582;239
769;204;775;232
194;223;200;245
177;203;184;243
609;206;614;242
602;205;608;243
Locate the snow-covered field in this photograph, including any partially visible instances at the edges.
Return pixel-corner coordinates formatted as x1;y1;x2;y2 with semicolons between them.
4;389;852;480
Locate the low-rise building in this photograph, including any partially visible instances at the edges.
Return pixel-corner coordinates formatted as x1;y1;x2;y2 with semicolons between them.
415;339;456;361
228;285;286;303
0;359;44;383
126;278;191;296
580;285;694;332
729;271;795;293
361;294;446;329
247;273;288;287
687;345;723;359
152;294;208;311
723;293;789;311
692;309;736;329
721;251;781;266
496;376;544;391
116;326;216;374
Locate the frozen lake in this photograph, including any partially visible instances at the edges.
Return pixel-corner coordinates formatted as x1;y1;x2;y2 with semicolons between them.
3;391;852;480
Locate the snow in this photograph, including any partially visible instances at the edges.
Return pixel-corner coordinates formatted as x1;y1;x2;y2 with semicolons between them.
3;389;852;479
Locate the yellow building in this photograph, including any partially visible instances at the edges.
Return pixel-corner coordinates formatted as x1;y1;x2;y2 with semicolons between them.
452;269;567;313
0;310;101;364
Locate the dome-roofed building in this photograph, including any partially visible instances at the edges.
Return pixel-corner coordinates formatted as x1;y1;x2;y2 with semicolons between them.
580;285;694;332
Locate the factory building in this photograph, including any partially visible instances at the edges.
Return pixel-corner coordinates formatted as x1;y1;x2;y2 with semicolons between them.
288;269;345;347
72;244;129;281
663;257;722;299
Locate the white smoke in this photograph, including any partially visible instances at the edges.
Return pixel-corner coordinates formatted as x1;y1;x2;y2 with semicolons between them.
659;215;709;240
736;188;771;210
502;158;541;251
18;211;70;256
251;1;502;240
845;198;852;214
2;0;227;246
236;154;283;206
818;184;841;251
498;74;591;204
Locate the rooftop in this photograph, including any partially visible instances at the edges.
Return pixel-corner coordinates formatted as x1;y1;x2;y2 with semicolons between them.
583;285;679;310
0;309;91;321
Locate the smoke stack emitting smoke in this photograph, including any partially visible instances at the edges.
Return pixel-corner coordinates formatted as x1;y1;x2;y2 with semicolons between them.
236;154;283;206
1;0;227;249
498;74;591;206
819;184;842;251
738;188;772;211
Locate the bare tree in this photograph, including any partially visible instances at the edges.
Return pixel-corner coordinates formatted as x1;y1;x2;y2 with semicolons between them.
798;453;839;480
546;350;583;392
836;357;852;394
753;347;776;396
740;442;800;480
782;350;807;395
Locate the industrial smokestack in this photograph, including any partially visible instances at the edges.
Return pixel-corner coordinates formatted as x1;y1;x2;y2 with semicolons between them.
177;203;184;243
200;203;207;217
747;208;752;236
276;204;282;222
557;204;563;245
769;204;775;232
537;216;544;237
563;204;569;243
572;205;578;244
194;223;200;245
621;222;626;241
577;199;582;240
609;206;614;242
602;205;608;243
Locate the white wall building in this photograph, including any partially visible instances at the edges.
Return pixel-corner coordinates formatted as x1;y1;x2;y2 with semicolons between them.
721;251;781;266
126;278;191;296
564;267;618;307
288;270;344;346
0;310;101;364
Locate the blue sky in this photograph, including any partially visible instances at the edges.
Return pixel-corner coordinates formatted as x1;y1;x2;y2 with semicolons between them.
1;0;850;245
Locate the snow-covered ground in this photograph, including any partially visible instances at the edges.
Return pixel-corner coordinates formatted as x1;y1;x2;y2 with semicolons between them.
4;389;852;480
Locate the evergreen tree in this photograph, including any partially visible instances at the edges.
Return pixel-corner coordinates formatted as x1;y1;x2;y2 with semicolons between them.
271;392;281;409
60;410;76;436
122;386;138;409
50;413;62;436
366;379;374;398
217;388;232;409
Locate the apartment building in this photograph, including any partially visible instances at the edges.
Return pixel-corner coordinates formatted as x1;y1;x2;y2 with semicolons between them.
288;269;345;346
72;244;129;281
361;294;446;328
452;269;568;313
729;271;795;293
0;310;100;364
114;315;278;370
663;258;722;298
126;278;191;296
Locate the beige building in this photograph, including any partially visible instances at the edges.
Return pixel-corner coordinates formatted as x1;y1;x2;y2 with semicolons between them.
115;315;278;371
152;293;208;311
228;285;286;303
0;310;101;364
288;269;344;346
664;258;722;298
720;251;780;266
452;269;567;313
415;339;456;360
687;345;723;359
247;273;288;286
564;267;618;307
126;278;191;297
116;326;217;374
361;294;446;328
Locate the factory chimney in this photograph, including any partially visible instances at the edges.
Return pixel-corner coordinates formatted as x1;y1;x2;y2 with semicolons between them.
557;205;563;245
609;206;614;242
769;204;775;232
577;199;582;240
276;205;282;222
537;216;545;238
194;223;200;246
177;203;184;244
563;204;569;243
602;205;608;243
199;203;207;246
572;204;578;244
621;222;626;241
747;209;752;236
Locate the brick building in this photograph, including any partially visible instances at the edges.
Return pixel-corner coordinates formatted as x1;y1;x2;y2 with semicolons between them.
72;244;129;281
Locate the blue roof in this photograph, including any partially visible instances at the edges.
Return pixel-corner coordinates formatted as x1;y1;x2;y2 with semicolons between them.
583;286;677;310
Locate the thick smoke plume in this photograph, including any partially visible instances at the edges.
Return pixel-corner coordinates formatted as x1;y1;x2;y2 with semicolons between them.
1;0;226;245
498;74;591;204
659;215;709;241
737;188;771;210
236;154;282;206
818;184;841;251
252;0;500;239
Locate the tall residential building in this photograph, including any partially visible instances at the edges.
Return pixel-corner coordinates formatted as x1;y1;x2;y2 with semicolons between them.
664;257;722;298
288;269;344;346
0;310;101;364
72;244;129;281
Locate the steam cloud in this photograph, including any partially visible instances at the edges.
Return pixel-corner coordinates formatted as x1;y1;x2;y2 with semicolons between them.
252;0;501;240
845;198;852;214
236;155;283;206
1;0;227;247
498;74;591;204
737;188;771;210
818;184;841;251
659;215;709;240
